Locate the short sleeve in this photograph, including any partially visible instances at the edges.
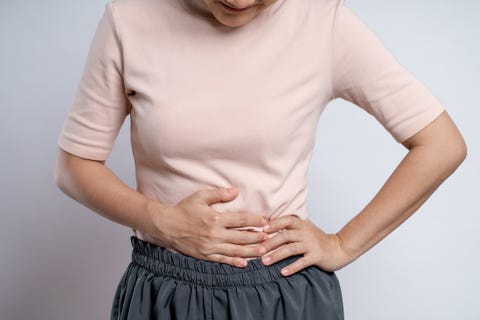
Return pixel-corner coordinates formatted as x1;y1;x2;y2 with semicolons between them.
331;0;446;144
57;1;130;160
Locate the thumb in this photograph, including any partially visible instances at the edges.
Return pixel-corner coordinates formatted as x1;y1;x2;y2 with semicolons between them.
199;186;239;206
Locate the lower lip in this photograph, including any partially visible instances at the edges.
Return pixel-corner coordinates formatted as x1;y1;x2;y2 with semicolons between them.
219;2;254;14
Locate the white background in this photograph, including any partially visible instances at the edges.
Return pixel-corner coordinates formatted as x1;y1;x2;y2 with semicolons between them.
0;0;478;319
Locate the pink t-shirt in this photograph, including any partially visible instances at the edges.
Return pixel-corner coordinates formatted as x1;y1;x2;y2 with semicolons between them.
57;0;446;258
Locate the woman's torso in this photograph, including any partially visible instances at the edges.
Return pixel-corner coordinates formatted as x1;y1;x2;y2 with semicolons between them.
111;0;338;257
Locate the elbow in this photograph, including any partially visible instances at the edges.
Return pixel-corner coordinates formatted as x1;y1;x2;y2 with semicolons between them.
433;131;467;174
53;147;106;196
54;167;65;192
450;135;467;168
54;150;68;193
54;147;77;195
404;111;467;169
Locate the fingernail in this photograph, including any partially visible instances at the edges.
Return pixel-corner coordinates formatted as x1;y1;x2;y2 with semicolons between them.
263;256;271;263
263;233;269;240
261;218;268;225
259;246;266;254
262;224;270;231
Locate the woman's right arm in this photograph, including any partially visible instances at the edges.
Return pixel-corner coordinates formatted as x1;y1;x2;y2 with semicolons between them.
54;148;268;267
54;147;159;236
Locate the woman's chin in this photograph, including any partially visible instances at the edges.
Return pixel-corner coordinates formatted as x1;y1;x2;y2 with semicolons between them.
211;5;260;27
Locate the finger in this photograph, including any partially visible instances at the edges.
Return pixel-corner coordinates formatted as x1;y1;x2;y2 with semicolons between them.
262;241;306;266
214;242;267;259
219;229;269;245
218;212;268;228
261;230;303;253
196;186;239;206
262;214;303;233
279;256;312;277
207;253;249;268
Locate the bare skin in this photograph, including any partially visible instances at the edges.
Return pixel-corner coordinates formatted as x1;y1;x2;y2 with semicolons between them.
54;1;284;269
55;109;466;273
54;150;270;268
192;0;468;276
258;111;467;276
199;0;278;28
55;2;467;274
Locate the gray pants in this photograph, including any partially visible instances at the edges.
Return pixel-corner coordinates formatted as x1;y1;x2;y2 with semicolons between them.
110;236;344;319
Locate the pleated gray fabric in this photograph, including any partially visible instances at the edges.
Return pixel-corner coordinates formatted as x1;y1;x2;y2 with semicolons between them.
110;236;344;320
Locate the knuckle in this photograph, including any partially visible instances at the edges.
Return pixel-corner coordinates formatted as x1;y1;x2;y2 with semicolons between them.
198;242;210;254
287;216;295;225
281;231;290;241
257;216;267;226
239;215;248;226
220;188;231;197
217;255;227;264
209;213;222;226
198;244;208;256
205;229;217;241
268;253;277;262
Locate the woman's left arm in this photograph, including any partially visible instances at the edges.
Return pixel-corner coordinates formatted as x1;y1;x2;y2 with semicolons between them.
260;110;467;276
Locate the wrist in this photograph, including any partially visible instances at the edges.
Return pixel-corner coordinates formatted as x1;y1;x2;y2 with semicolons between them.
335;231;360;266
142;199;172;243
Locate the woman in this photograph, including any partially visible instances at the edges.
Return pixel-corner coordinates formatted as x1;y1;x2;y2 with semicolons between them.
54;0;467;319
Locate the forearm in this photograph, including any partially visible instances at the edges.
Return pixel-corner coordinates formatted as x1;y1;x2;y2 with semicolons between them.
54;148;165;235
336;142;466;264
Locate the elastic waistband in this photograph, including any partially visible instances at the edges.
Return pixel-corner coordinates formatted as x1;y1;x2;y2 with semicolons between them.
130;236;303;288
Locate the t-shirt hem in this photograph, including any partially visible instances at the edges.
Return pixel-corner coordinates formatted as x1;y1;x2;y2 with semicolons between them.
57;137;110;161
394;104;446;144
